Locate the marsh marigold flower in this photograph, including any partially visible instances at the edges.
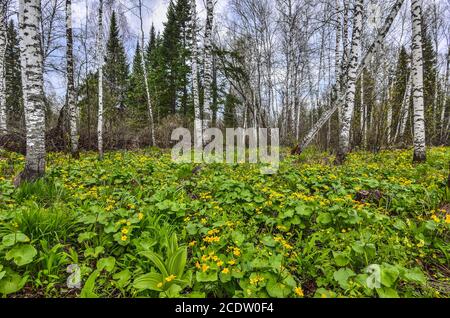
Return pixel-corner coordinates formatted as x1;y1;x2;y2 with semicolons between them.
294;287;304;297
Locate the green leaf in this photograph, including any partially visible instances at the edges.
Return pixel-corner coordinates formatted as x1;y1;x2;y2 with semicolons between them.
381;264;399;288
2;233;30;247
333;251;350;267
5;244;37;266
167;247;187;278
113;269;131;288
0;272;28;295
376;287;399;298
403;268;426;285
196;271;218;282
80;270;100;298
133;273;164;291
97;257;116;272
266;280;291;298
261;235;276;247
84;246;104;258
295;204;312;216
140;251;169;277
317;212;332;224
333;268;355;289
77;232;97;243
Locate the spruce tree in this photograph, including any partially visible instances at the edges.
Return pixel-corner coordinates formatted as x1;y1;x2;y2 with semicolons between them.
104;11;128;116
128;41;146;127
5;20;23;132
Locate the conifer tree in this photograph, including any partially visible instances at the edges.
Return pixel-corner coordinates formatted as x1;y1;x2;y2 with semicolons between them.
5;20;23;133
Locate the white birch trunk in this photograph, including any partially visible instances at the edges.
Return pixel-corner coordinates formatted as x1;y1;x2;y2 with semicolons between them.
190;0;202;158
18;0;46;180
203;0;215;130
336;0;363;163
0;1;8;135
66;0;78;157
411;0;426;162
138;0;156;146
97;0;104;159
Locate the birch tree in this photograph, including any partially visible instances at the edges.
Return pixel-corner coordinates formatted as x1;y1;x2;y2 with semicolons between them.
190;0;202;154
66;0;78;157
411;0;426;162
336;0;363;164
203;0;215;131
0;0;8;135
97;0;104;159
17;0;46;183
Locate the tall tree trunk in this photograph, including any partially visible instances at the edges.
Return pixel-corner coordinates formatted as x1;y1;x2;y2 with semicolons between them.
398;74;412;141
411;0;426;162
0;1;8;135
66;0;79;157
97;0;104;159
190;0;202;157
295;0;405;154
336;0;363;164
203;0;215;131
138;0;156;146
17;0;46;183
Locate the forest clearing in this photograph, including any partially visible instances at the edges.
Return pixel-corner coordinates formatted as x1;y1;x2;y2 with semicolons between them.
0;147;449;298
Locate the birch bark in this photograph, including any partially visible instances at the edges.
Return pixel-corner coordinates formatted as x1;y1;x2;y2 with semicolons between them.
17;0;46;181
190;0;202;158
203;0;215;130
0;1;8;135
66;0;79;157
336;0;363;164
411;0;426;162
97;0;104;159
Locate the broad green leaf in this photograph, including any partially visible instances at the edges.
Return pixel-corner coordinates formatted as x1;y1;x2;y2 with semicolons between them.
2;233;30;247
333;268;355;289
97;257;116;272
140;251;169;277
381;264;399;288
5;244;37;266
0;272;28;295
333;251;350;267
133;272;164;291
196;271;218;282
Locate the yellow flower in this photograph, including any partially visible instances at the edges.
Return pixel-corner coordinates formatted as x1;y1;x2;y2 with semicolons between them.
445;215;450;224
233;247;241;257
195;261;201;269
121;228;129;234
216;260;224;267
200;218;207;224
294;287;304;297
202;264;210;272
228;259;236;266
222;268;230;274
431;215;440;223
165;275;177;282
121;235;127;241
138;213;144;220
189;240;197;247
157;282;163;288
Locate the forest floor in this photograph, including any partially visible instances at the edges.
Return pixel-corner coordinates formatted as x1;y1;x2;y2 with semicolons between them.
0;147;449;298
